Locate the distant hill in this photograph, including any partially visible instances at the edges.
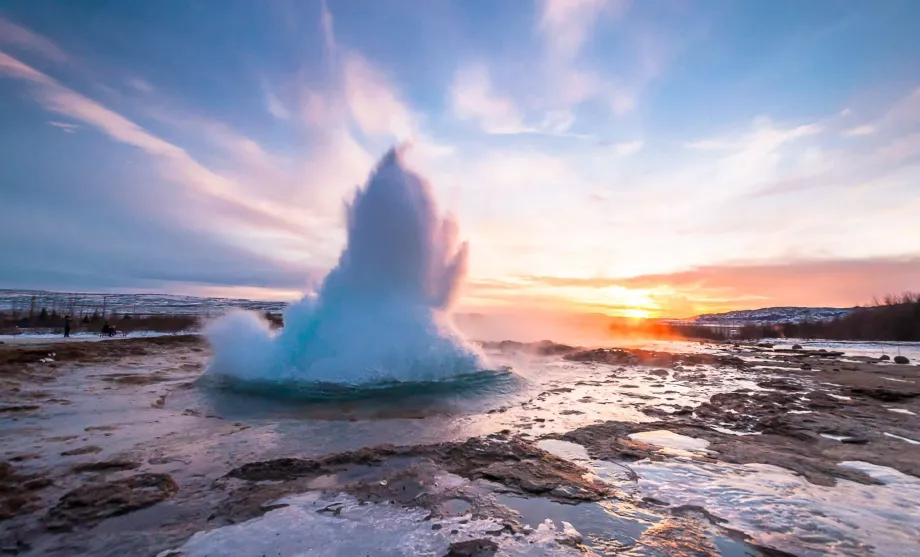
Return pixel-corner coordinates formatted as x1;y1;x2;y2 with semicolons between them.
0;289;288;316
690;306;853;325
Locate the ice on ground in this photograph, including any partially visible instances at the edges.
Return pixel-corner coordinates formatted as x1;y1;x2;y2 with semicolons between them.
633;458;920;557
820;433;852;442
628;430;711;453
883;432;920;445
158;492;583;557
887;408;916;415
0;330;189;344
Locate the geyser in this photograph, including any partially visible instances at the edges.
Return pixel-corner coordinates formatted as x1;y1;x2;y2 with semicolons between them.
205;147;486;386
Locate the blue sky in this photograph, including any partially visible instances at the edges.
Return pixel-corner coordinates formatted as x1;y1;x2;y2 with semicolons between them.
2;0;919;316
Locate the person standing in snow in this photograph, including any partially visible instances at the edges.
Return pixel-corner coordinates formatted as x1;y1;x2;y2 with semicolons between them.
63;315;72;338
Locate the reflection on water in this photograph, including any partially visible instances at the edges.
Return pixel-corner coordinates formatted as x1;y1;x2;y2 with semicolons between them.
194;367;519;421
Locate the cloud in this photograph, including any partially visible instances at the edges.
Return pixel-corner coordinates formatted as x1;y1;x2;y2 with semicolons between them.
264;90;290;119
0;50;307;239
127;77;153;92
843;125;876;137
0;17;68;63
517;256;920;313
610;139;643;156
609;88;637;116
748;89;920;198
342;53;414;139
540;109;576;134
538;0;615;62
320;0;337;56
449;64;527;134
48;120;79;133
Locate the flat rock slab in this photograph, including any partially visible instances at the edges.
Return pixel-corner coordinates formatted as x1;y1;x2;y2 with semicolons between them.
45;473;178;531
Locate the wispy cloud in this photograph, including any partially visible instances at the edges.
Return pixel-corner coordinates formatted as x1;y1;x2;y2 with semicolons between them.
127;77;153;92
538;0;617;62
264;89;290;120
449;64;527;134
320;0;337;56
843;124;876;137
48;120;78;133
610;139;643;156
0;17;69;63
342;53;414;139
0;50;306;238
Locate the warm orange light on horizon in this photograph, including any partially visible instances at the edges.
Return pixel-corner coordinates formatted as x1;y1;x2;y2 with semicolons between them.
621;308;652;319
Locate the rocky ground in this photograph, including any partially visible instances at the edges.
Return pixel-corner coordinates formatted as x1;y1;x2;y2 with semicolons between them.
0;335;917;556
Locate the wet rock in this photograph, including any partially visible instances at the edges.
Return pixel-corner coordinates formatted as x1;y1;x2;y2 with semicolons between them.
71;460;140;474
61;446;102;456
0;405;40;413
562;420;881;487
893;356;910;364
840;437;869;445
879;355;891;361
100;372;172;386
805;392;845;409
445;538;498;556
792;344;803;350
226;437;607;505
229;457;328;481
757;379;803;392
758;416;816;441
46;435;79;442
633;515;723;556
429;437;608;502
45;473;178;531
847;387;920;402
649;369;669;377
0;462;52;520
533;340;577;356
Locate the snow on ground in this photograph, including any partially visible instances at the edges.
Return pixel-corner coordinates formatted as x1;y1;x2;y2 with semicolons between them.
0;330;197;344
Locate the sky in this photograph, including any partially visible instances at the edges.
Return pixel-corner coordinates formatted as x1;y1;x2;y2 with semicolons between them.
1;0;919;318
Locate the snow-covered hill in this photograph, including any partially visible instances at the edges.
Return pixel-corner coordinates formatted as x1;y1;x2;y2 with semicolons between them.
691;306;853;325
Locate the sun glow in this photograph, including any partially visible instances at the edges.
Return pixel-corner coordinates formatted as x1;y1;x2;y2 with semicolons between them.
621;308;651;319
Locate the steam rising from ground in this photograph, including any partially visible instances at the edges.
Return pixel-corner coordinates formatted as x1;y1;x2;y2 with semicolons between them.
205;147;485;386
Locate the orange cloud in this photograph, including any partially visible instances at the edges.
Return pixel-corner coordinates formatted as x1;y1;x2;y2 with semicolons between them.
500;256;920;317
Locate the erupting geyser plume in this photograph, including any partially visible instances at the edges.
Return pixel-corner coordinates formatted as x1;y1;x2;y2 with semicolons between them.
205;146;486;386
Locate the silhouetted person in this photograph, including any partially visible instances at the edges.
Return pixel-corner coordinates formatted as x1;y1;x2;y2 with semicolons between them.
101;321;115;337
63;315;72;338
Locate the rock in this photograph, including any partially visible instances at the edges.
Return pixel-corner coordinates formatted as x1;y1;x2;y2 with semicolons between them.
841;437;869;445
61;446;102;456
0;462;52;520
0;405;41;413
894;356;910;364
71;460;140;474
445;538;499;556
792;344;803;350
847;387;920;402
45;473;178;531
227;457;328;481
879;355;891;361
757;379;803;392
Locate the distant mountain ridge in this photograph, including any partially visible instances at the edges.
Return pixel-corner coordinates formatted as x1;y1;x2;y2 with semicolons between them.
691;306;854;325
